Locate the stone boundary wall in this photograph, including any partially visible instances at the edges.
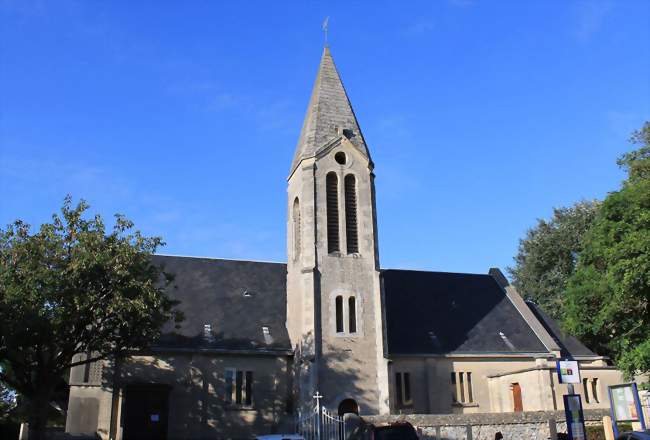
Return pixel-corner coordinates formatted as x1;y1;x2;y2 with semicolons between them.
364;410;608;440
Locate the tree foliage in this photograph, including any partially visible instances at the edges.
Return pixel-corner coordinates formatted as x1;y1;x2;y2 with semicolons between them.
564;122;650;381
618;121;650;182
0;197;182;438
0;380;15;421
508;201;599;320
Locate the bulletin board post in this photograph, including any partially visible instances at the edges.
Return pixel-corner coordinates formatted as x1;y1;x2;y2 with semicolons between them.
608;382;647;437
557;359;587;440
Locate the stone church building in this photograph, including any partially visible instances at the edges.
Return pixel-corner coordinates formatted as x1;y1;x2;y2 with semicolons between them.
66;48;624;440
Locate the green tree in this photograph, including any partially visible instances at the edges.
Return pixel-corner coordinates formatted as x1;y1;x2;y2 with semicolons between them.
0;197;182;439
508;201;599;320
0;380;15;421
564;121;650;381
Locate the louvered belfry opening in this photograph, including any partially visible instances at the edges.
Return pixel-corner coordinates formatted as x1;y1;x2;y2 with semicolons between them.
326;172;340;253
344;174;358;253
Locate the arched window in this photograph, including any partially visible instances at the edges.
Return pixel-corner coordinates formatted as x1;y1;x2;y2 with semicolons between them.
292;198;301;260
335;295;344;333
344;174;358;254
338;398;359;416
326;172;340;253
348;296;357;333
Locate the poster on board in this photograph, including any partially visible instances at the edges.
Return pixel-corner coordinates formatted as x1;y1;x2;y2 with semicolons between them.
610;383;641;422
557;360;581;384
564;394;587;440
608;383;647;436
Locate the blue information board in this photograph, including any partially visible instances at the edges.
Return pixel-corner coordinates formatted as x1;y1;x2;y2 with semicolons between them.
564;394;587;440
608;383;647;436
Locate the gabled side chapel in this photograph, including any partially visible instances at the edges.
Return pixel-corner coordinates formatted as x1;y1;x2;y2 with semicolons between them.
66;48;623;440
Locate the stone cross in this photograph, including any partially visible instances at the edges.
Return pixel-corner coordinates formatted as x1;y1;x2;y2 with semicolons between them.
322;17;329;46
313;391;323;410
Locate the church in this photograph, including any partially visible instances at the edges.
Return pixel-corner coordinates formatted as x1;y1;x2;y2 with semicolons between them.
65;47;624;440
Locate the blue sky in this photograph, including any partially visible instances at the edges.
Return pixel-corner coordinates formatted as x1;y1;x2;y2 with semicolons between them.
1;0;649;275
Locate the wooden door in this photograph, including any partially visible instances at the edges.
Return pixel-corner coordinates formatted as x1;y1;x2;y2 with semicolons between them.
122;385;170;440
512;383;523;412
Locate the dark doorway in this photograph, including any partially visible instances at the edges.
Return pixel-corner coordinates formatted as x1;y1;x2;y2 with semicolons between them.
122;384;171;440
338;398;359;416
511;383;523;412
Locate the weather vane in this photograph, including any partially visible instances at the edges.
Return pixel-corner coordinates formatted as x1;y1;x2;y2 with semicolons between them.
322;16;329;46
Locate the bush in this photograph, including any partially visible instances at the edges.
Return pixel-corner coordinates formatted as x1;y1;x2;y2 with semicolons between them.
586;425;605;440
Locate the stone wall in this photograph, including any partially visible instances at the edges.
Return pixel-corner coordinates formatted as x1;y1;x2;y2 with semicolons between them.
364;410;608;440
66;353;294;440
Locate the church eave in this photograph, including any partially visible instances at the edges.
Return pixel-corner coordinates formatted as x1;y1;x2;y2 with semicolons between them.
150;346;294;357
387;351;553;359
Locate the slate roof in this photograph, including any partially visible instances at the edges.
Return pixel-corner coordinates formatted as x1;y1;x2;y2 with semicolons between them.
526;301;596;358
291;47;370;175
150;255;291;353
381;269;549;355
147;255;594;358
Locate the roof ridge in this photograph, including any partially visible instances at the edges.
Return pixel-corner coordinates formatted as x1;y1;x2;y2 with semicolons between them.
381;268;493;277
154;253;287;265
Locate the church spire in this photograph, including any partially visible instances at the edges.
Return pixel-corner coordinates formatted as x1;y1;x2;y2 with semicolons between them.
290;47;370;175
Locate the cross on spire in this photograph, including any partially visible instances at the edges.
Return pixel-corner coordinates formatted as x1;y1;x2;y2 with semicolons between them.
322;17;329;46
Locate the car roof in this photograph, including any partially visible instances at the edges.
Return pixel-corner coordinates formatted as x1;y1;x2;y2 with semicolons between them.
618;432;650;440
256;435;304;440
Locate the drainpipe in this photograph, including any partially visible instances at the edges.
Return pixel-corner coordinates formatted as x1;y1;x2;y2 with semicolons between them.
108;356;122;440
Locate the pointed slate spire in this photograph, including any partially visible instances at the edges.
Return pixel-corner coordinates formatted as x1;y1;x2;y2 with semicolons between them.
290;47;370;175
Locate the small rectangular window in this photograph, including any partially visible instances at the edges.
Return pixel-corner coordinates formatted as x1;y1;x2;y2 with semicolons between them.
459;372;465;403
450;372;457;402
236;371;243;404
335;296;344;333
451;371;473;404
467;372;474;403
395;372;412;408
403;372;411;405
348;296;357;333
591;378;599;403
225;368;253;407
395;372;403;406
582;378;590;403
225;369;235;404
245;371;253;406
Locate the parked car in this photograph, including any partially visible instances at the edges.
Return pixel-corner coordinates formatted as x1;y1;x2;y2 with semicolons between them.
616;430;650;440
368;422;419;440
256;435;305;440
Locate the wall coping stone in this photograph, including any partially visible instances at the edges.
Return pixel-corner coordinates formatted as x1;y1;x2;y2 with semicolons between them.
364;409;608;426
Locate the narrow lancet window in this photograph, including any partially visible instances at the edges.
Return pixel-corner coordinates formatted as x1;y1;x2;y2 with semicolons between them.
335;295;344;333
326;172;340;253
344;174;358;253
292;198;301;260
348;296;357;333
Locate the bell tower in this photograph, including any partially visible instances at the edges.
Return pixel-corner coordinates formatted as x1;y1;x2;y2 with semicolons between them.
286;47;389;415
